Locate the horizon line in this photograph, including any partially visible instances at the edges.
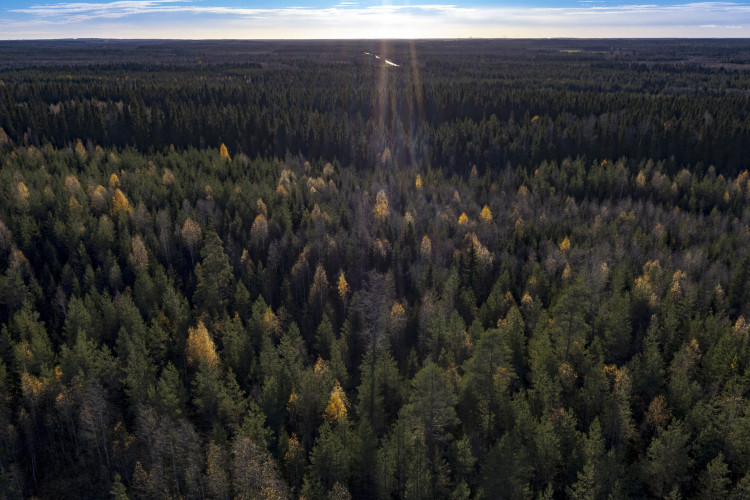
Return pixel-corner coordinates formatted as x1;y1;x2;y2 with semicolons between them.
5;36;750;41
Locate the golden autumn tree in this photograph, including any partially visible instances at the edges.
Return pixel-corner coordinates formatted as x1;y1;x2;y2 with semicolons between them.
186;320;219;368
68;196;82;212
162;168;175;186
111;188;132;216
480;205;493;223
465;232;493;267
390;301;407;335
256;198;268;217
309;263;329;313
337;271;350;301
74;139;87;162
219;143;231;162
323;380;348;423
109;173;120;188
12;181;29;206
562;263;572;280
372;238;391;261
262;306;282;338
559;235;571;252
636;170;647;189
373;189;390;220
645;394;672;430
276;169;293;197
420;235;432;259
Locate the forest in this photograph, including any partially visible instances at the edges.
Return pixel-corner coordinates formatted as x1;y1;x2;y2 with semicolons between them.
2;39;750;498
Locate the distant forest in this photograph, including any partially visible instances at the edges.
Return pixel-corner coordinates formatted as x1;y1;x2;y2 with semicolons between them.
2;39;750;498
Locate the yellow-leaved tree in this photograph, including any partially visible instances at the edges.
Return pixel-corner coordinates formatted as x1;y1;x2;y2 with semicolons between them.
111;188;132;216
480;205;493;223
256;198;268;217
68;196;82;212
219;143;231;162
74;139;87;162
162;168;175;186
373;189;390;220
309;263;329;318
186;320;219;368
420;235;432;259
559;236;571;252
390;301;407;333
323;380;348;423
12;181;30;206
263;306;282;338
636;170;647;189
337;271;350;301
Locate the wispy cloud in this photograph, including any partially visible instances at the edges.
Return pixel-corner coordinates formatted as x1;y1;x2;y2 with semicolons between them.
11;0;190;21
10;1;464;21
4;1;750;38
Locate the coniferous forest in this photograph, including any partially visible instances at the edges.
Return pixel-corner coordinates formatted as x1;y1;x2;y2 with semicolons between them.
3;39;750;498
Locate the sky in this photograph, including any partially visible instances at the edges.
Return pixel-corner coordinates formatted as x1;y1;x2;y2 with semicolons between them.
2;0;750;39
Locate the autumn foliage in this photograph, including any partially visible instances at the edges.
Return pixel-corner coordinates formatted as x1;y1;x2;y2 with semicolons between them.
186;320;219;368
111;188;132;215
373;189;390;220
323;381;348;423
219;143;231;162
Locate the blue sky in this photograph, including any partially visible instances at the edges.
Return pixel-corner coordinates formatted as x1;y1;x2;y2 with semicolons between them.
2;0;750;39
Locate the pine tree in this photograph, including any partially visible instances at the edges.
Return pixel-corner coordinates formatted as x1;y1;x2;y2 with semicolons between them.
644;420;693;498
194;231;233;315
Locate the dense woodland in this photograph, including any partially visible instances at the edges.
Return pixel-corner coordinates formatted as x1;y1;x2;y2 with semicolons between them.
2;39;750;498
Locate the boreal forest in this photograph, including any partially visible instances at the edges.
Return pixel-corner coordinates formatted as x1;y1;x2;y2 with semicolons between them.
2;39;750;499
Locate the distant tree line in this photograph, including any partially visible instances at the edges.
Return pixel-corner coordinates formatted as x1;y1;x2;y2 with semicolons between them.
3;40;750;177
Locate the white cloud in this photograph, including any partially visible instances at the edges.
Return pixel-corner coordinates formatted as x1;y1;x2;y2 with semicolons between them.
4;1;750;38
12;1;186;20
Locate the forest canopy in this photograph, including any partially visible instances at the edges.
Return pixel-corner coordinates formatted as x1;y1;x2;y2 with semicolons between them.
2;39;750;498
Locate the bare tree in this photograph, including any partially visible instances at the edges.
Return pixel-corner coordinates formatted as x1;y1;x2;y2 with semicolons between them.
78;380;111;472
181;218;202;266
156;209;172;264
354;271;396;423
232;435;290;499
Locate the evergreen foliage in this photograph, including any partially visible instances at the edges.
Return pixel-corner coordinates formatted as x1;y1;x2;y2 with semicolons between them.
1;39;750;498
